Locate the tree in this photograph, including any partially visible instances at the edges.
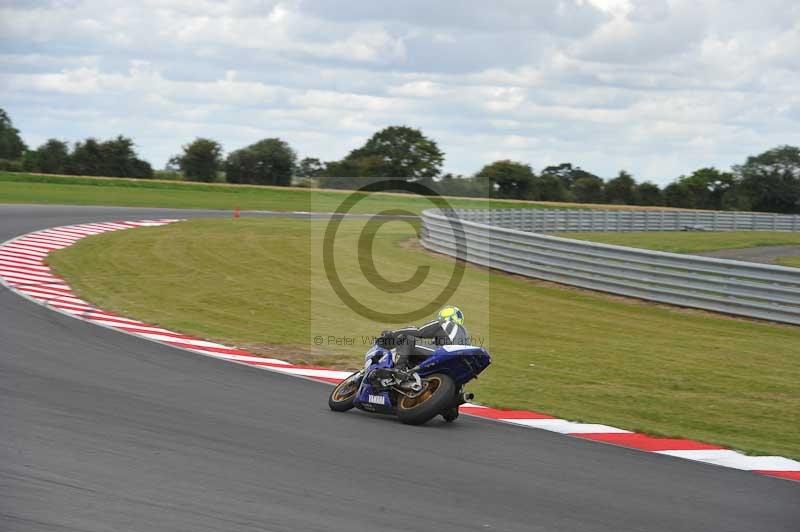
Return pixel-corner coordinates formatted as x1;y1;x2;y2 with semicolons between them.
22;139;70;174
129;158;154;179
635;182;663;206
100;136;146;177
225;138;296;186
605;170;638;204
318;156;396;190
433;173;491;198
531;173;569;201
67;138;104;176
296;157;325;178
170;138;223;182
475;160;535;199
663;182;694;208
720;187;751;211
572;175;605;203
67;136;153;178
99;135;153;178
675;167;735;210
341;126;444;179
0;108;27;160
322;157;377;177
734;146;800;213
540;163;599;192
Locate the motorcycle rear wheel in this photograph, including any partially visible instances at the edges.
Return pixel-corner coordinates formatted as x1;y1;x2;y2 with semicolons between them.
328;372;360;412
397;373;456;425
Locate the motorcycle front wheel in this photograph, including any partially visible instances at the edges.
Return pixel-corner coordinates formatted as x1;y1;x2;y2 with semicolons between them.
328;372;360;412
397;373;456;425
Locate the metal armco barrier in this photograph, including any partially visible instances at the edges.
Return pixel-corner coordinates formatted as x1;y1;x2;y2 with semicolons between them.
456;208;800;232
420;209;800;326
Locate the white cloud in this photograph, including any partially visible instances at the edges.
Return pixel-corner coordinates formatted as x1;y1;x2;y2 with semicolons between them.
388;81;447;98
0;0;799;182
572;0;709;64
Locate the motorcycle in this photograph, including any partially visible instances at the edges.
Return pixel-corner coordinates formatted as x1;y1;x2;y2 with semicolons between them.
328;340;491;425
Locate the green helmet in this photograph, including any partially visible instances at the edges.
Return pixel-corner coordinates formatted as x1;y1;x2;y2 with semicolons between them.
437;306;464;326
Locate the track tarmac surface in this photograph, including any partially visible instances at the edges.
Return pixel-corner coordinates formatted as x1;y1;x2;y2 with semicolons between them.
1;205;798;531
697;244;800;265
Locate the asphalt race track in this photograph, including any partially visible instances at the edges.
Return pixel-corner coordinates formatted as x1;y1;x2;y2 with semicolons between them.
1;204;798;531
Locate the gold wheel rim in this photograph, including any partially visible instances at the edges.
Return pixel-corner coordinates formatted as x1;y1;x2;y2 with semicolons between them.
400;376;442;409
332;376;358;402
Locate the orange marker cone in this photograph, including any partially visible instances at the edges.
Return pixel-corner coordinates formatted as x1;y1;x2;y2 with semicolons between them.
233;207;240;219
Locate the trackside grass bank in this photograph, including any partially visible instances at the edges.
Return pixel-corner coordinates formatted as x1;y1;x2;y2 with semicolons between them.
48;218;800;459
777;256;800;268
0;171;575;214
555;231;800;253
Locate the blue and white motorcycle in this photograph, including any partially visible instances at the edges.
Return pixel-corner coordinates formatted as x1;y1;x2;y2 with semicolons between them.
328;340;491;425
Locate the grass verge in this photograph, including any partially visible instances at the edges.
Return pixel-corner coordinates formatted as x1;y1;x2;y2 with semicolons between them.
48;218;800;459
555;230;800;253
777;256;800;268
0;171;575;214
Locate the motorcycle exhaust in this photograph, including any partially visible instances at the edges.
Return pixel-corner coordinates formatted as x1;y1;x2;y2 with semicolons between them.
460;392;475;404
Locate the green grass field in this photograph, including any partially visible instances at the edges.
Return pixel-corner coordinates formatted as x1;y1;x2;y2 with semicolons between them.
48;218;800;459
555;230;800;253
0;171;575;214
777;256;800;268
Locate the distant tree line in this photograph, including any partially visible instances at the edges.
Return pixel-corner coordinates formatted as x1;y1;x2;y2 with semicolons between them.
20;136;154;178
300;126;800;214
2;107;799;213
1;110;153;178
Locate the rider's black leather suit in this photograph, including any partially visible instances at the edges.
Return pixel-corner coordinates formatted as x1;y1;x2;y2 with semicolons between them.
385;319;469;370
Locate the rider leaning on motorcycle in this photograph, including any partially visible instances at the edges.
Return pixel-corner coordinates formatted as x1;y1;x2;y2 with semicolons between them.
378;306;468;371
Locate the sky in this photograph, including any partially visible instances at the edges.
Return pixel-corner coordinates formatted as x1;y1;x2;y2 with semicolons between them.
1;0;798;184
